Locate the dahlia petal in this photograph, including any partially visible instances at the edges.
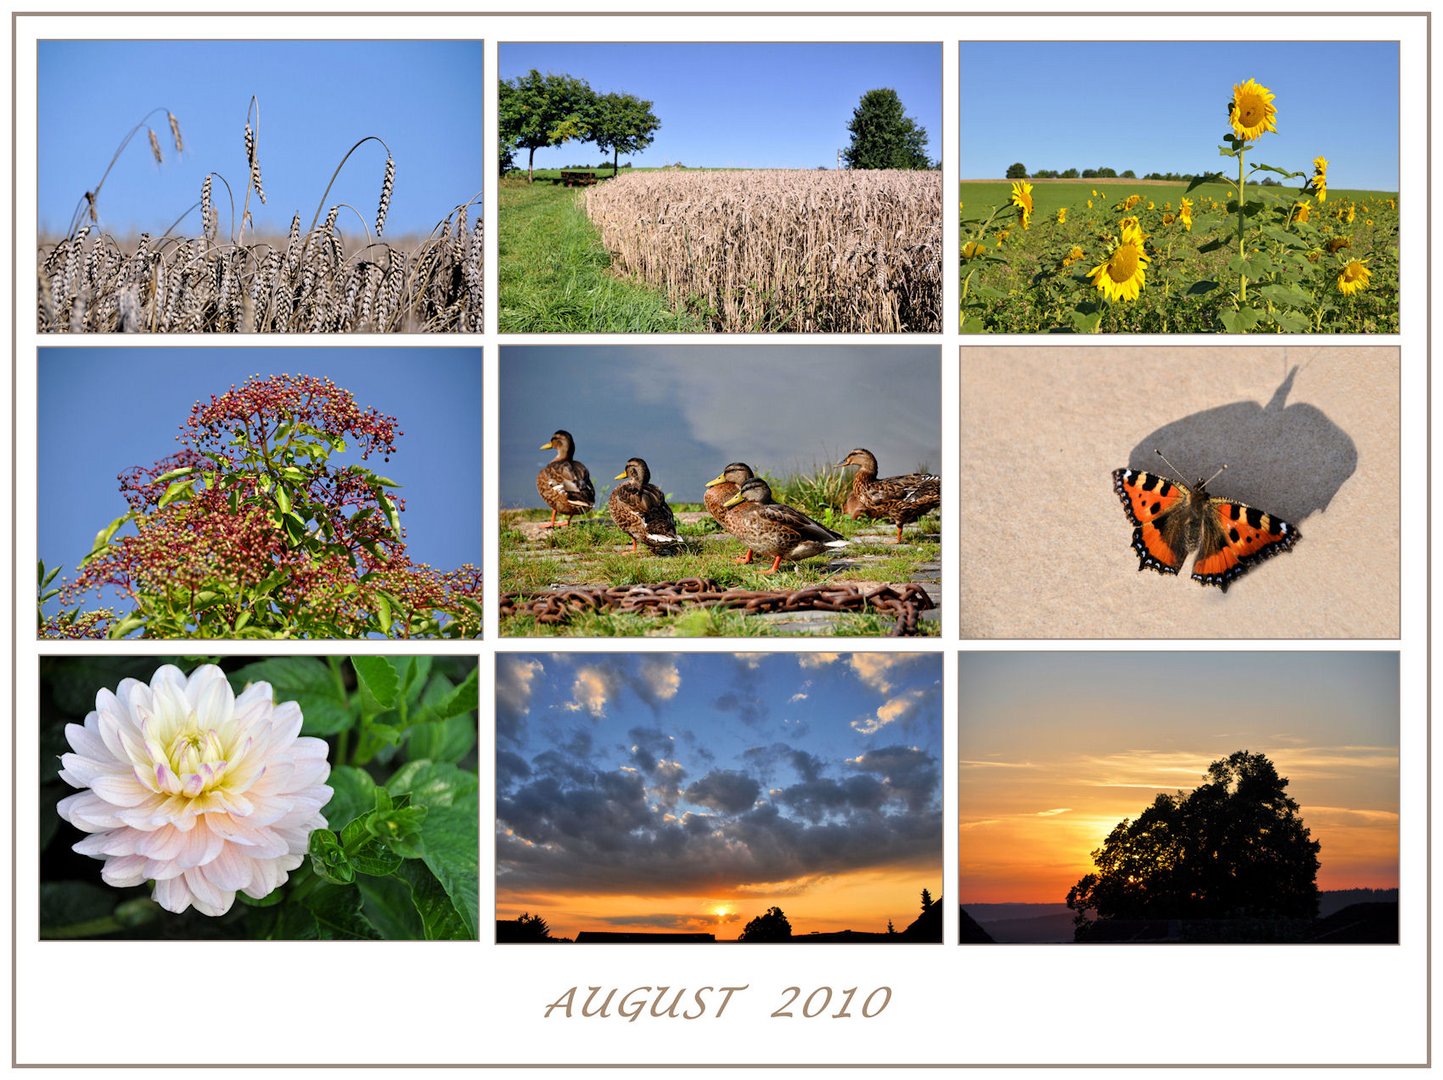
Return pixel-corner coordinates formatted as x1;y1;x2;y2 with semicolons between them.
56;790;124;830
271;701;303;742
99;854;150;888
63;721;111;763
73;830;126;857
151;875;195;914
201;846;255;892
187;665;235;732
181;867;234;916
88;772;156;807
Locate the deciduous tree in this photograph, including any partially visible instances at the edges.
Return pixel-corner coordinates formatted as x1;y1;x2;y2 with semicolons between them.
588;92;661;176
498;69;597;183
738;905;793;942
1066;751;1321;937
842;88;931;170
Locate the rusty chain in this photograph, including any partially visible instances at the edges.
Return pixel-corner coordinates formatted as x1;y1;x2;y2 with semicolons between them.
500;579;935;636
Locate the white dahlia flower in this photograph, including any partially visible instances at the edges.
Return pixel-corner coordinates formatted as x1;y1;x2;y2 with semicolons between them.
56;663;332;917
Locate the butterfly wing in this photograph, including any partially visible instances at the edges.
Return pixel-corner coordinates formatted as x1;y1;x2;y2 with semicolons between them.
1113;468;1194;577
1191;497;1299;590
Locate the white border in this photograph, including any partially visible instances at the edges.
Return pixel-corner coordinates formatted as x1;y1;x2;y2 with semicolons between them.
6;4;1428;1070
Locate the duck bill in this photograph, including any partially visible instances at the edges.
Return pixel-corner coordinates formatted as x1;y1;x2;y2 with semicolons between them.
722;492;745;508
705;474;726;487
613;470;629;481
540;441;554;450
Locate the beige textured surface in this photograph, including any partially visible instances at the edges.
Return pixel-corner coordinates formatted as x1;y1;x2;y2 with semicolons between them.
960;346;1399;639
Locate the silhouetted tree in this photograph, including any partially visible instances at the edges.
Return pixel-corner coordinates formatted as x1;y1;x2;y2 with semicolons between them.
738;906;793;942
1005;162;1028;179
842;89;931;170
886;918;897;935
1067;751;1320;937
497;912;554;942
920;888;933;913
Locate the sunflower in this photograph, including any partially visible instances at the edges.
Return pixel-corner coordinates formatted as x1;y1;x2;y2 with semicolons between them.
1146;201;1155;211
1123;193;1142;211
1293;200;1312;224
1337;259;1371;296
1086;199;1093;209
1179;197;1194;232
1061;245;1086;268
1056;207;1068;225
1327;236;1350;253
961;240;987;260
1010;180;1034;230
1162;212;1176;226
1311;155;1328;203
1346;202;1356;224
1229;78;1278;141
1086;222;1149;303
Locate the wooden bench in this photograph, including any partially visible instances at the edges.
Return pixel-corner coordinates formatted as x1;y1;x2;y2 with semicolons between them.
557;170;598;187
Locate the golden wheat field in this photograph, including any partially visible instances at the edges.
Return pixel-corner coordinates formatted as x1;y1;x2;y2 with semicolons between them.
582;170;942;332
38;208;482;334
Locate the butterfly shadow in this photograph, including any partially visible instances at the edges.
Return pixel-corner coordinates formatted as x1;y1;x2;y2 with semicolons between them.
1127;366;1357;524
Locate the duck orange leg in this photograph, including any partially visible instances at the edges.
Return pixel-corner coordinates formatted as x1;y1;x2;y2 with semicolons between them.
540;510;569;530
758;554;783;575
733;549;754;564
892;523;905;544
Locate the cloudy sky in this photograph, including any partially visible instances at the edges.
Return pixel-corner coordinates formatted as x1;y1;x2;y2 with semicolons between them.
499;346;939;508
958;652;1400;905
497;652;943;940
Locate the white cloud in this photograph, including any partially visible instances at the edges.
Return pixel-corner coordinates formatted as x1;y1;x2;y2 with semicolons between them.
851;687;929;735
639;656;681;701
848;653;925;694
798;653;840;669
570;667;611;718
788;692;808;703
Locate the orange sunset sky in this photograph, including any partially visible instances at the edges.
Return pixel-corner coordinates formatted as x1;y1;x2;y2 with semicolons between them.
959;652;1399;904
497;653;943;940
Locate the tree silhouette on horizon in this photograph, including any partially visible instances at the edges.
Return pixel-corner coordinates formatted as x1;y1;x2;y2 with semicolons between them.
738;906;793;942
1066;751;1321;937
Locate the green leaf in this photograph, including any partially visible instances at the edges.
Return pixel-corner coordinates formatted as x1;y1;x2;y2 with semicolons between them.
397;860;471;940
1250;161;1306;180
82;512;132;565
1186;279;1220;296
355;875;427;939
407;715;477;765
39;881;116;931
323;765;378;831
341;814;405;877
275;486;292;515
157;478;195;509
372;592;393;634
1273;310;1312;332
382;495;402;538
152;465;196;484
1217;145;1239;158
303;884;382;940
107;613;145;639
1258;283;1310;309
228;657;351;738
353;656;400;709
371;475;402;488
387;761;479;938
307;829;355;885
1220;307;1263;333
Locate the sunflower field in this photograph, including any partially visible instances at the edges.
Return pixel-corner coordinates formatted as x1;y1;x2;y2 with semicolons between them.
959;79;1399;334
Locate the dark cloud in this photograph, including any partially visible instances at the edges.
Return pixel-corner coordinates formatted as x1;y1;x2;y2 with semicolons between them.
626;725;677;774
683;770;761;813
848;744;940;813
715;688;768;728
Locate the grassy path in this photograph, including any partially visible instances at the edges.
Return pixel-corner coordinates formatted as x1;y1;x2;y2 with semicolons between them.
497;179;703;332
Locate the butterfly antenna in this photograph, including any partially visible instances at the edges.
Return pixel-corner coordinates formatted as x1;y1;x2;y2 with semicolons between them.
1202;463;1229;488
1152;448;1187;483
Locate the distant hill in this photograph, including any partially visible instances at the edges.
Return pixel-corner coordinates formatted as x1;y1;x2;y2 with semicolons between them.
961;891;1398;944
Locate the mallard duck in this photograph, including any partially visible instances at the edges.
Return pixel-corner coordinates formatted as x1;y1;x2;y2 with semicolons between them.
835;448;940;544
609;457;681;553
537;430;595;528
721;478;849;575
704;462;757;563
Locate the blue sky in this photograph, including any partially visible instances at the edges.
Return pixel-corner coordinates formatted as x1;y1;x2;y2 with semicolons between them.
38;41;484;237
500;43;941;170
497;652;943;938
38;347;481;614
961;42;1399;191
499;346;940;508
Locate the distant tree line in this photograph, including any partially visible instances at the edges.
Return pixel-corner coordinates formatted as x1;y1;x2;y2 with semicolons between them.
499;70;662;182
1005;162;1285;185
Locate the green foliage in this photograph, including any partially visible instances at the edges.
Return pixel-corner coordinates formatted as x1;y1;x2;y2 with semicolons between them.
738;905;793;942
843;88;931;170
1066;751;1321;938
959;180;1398;333
1005;162;1027;179
588;92;661;175
40;655;479;941
498;69;598;182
